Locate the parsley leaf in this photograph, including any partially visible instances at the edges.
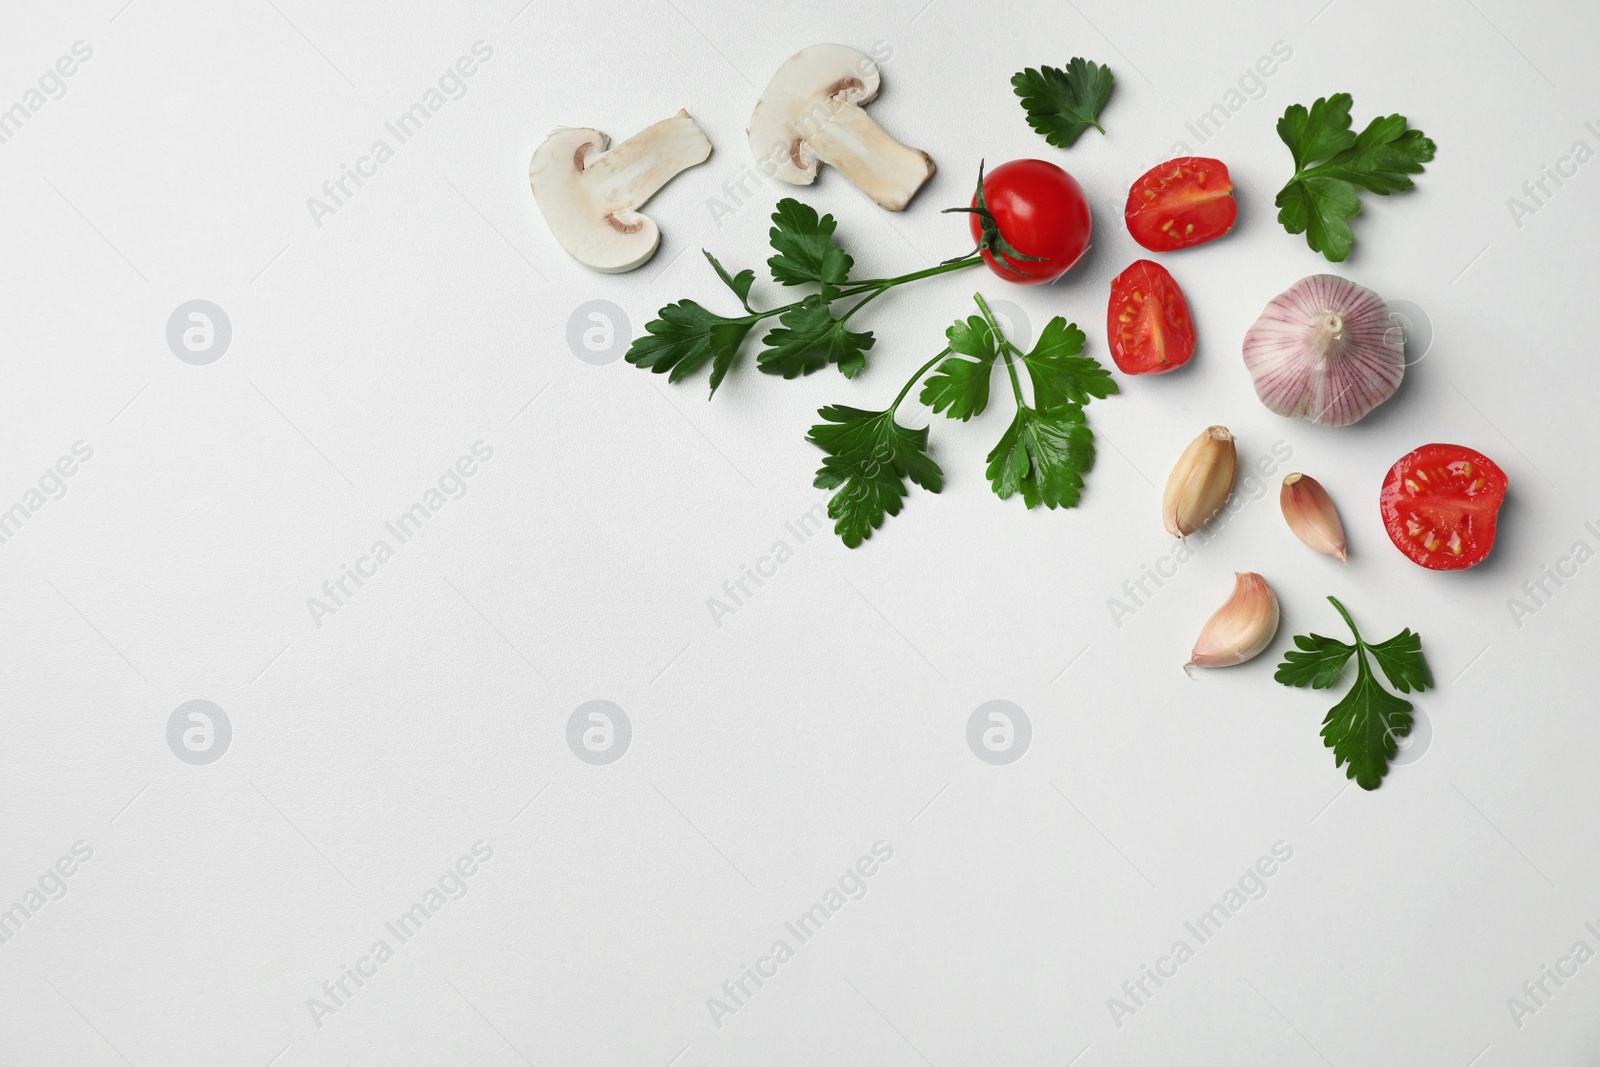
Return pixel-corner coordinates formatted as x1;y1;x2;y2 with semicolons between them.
808;404;942;548
1275;632;1356;690
986;403;1094;510
919;315;998;421
1367;628;1433;693
1275;93;1435;262
1275;597;1434;790
920;354;993;422
946;313;1001;362
704;250;755;311
625;300;756;397
1322;665;1414;792
767;200;853;291
757;295;875;379
1019;317;1118;409
1011;59;1114;148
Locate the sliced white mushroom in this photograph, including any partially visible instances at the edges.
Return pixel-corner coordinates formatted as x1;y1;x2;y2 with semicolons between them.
528;110;712;273
749;44;934;211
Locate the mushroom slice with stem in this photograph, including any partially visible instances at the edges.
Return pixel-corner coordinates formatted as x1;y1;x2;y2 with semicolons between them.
749;43;935;211
528;110;712;273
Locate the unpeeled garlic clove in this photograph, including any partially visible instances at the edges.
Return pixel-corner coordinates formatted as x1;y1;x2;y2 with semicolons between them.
1280;473;1347;561
1187;572;1280;670
1163;426;1236;537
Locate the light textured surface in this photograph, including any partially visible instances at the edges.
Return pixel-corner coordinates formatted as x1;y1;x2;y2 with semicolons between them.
2;0;1598;1064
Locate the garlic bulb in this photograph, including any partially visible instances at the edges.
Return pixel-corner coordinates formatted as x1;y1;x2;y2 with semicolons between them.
1280;473;1348;561
1163;426;1236;537
1242;275;1404;427
1187;572;1280;670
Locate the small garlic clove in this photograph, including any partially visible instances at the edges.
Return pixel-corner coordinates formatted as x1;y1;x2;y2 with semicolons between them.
1163;425;1237;537
1280;473;1348;561
1187;572;1280;670
1242;275;1405;427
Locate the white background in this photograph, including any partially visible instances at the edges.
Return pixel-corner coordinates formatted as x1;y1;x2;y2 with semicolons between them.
2;0;1598;1063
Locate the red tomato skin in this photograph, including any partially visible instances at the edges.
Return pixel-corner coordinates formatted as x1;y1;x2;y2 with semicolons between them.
969;159;1092;285
1380;444;1509;570
1124;157;1238;252
1106;259;1195;374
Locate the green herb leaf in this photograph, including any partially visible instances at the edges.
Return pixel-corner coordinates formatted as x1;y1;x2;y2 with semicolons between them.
1366;628;1434;694
946;314;1001;362
1276;597;1433;790
920;354;993;422
757;295;874;379
919;316;997;421
625;300;756;397
1011;59;1114;148
1274;633;1357;690
704;250;755;310
1278;94;1357;172
986;403;1095;510
808;405;943;548
1274;93;1435;262
1321;661;1413;791
767;199;853;290
1274;176;1362;263
1020;317;1118;410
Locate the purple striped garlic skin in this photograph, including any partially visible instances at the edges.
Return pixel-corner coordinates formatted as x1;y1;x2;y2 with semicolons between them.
1242;275;1405;428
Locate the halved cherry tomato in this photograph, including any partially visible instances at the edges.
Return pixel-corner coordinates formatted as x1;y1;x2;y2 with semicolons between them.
970;159;1092;285
1124;157;1237;252
1107;260;1195;374
1380;444;1508;570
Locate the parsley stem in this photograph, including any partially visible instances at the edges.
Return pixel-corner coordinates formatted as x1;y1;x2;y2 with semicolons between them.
743;255;985;331
890;348;952;413
1000;348;1025;405
973;292;1026;407
845;254;984;296
839;285;888;325
1327;595;1365;646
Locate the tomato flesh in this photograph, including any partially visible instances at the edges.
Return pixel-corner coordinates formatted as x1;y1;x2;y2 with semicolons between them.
970;159;1092;285
1380;444;1508;570
1124;157;1237;252
1107;260;1195;374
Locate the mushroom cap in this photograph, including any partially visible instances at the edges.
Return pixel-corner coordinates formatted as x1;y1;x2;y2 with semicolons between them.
1242;274;1404;427
748;43;882;185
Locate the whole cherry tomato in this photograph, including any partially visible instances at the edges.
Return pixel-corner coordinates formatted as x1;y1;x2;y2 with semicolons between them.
968;159;1092;285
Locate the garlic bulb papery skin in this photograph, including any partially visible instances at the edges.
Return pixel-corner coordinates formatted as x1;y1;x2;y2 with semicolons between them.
1163;426;1237;537
1187;572;1281;670
1242;274;1404;427
1280;473;1348;561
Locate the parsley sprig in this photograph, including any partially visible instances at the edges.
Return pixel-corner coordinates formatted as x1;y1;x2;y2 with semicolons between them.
1274;93;1435;262
626;200;983;397
808;294;1117;547
1012;58;1115;148
1275;596;1434;790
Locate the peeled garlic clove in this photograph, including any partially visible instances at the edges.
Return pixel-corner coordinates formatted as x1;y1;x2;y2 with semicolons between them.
1163;425;1236;537
1281;473;1347;561
1242;275;1404;427
1187;572;1280;669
